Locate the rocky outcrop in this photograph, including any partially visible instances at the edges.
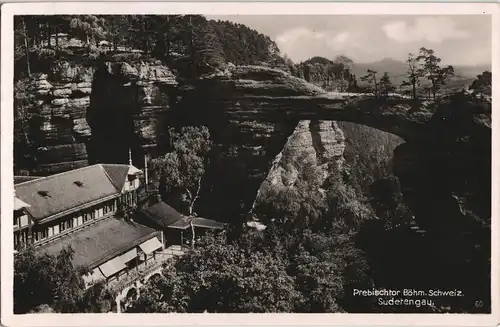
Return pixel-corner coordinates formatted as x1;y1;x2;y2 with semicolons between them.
25;65;94;175
15;56;178;175
175;65;491;231
17;62;490;236
261;120;345;190
87;59;178;165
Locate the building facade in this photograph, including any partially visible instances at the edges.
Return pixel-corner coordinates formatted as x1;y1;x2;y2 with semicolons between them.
13;163;165;290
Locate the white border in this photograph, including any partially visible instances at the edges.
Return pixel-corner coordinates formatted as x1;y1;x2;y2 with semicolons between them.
1;2;499;326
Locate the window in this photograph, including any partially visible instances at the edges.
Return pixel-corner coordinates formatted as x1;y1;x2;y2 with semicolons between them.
33;231;39;242
65;219;72;230
37;190;50;198
40;229;47;240
91;211;95;219
21;230;27;244
14;232;19;248
13;216;19;228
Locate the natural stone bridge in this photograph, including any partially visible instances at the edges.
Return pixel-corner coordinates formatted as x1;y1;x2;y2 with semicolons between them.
57;62;489;235
176;66;433;142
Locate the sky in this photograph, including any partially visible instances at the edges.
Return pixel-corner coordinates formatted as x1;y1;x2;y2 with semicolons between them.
207;15;491;66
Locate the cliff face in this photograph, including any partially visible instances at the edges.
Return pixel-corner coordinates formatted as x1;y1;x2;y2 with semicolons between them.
87;59;177;165
17;62;490;237
261;120;345;190
16;58;178;175
174;65;491;233
20;61;94;175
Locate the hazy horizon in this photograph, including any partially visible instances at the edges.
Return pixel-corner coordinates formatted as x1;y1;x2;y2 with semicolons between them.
207;15;492;67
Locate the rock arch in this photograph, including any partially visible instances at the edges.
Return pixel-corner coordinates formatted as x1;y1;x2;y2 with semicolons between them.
89;63;490;232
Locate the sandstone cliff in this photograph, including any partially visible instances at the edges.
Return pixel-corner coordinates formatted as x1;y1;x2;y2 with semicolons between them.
16;56;177;175
20;62;94;175
16;62;491;239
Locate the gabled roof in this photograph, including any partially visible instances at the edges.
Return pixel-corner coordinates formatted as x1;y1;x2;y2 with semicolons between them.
101;164;131;190
141;201;184;228
191;217;226;230
14;197;31;210
15;164;140;222
36;218;158;269
141;201;225;230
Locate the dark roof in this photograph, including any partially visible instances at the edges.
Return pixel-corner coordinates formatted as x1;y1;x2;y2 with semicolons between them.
141;201;185;228
15;164;135;221
14;176;42;184
192;217;226;230
36;218;158;269
101;164;130;190
141;201;225;230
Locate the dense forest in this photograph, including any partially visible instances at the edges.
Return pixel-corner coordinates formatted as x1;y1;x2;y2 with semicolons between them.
13;15;491;314
14;15;288;81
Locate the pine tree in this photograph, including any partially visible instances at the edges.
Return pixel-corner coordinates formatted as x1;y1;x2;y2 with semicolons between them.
417;47;454;100
400;53;421;100
379;72;396;97
360;69;379;96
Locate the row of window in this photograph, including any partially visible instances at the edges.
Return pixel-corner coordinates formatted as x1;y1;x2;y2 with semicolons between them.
32;199;118;243
14;229;30;248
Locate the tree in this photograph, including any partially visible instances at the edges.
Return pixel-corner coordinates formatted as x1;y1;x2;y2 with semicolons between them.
69;15;106;46
152;126;212;216
400;53;421;100
469;71;492;101
417;47;454;100
77;281;115;313
29;304;56;313
14;245;86;313
192;20;226;73
360;69;379;96
379;72;396;97
104;15;129;52
128;232;301;313
14;17;31;76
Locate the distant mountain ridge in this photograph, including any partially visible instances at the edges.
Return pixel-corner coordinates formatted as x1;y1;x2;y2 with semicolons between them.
354;58;490;76
352;58;491;92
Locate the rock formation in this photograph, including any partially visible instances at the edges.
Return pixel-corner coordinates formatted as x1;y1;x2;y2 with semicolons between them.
175;65;491;232
22;62;94;175
87;59;177;165
17;62;491;235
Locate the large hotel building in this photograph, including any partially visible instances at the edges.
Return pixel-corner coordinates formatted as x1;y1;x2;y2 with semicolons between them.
13;162;225;311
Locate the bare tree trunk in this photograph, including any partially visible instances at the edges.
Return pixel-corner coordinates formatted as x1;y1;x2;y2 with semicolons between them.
187;177;202;217
166;16;170;62
55;26;59;49
46;22;51;48
22;18;31;76
412;78;416;100
189;220;195;251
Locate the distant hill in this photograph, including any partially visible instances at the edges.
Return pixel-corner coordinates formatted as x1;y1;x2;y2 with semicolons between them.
353;58;491;93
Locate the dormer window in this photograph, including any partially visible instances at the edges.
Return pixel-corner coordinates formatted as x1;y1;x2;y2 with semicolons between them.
74;181;84;187
37;191;50;198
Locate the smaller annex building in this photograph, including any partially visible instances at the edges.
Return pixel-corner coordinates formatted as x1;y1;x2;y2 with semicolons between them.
139;197;226;249
13;163;165;289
